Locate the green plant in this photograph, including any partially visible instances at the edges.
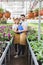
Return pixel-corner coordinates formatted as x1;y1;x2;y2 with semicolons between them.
30;41;43;63
0;8;4;13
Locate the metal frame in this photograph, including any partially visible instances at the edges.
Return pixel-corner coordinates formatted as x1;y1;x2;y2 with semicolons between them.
27;38;39;65
0;41;10;65
0;38;13;65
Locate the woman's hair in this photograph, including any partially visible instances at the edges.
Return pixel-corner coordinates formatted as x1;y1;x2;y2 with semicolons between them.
14;18;20;24
15;18;18;20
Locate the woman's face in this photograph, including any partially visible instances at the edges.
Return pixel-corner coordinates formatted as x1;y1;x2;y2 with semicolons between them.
15;19;19;24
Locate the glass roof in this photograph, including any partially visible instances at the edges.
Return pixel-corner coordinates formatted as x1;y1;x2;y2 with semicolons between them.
0;0;43;17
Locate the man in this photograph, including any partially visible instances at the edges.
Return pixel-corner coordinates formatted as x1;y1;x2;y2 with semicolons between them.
17;14;28;56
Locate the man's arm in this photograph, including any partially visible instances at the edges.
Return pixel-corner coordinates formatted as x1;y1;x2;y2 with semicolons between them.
19;29;28;33
21;25;28;32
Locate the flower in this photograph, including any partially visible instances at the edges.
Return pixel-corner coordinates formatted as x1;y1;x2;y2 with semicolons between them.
0;25;14;41
0;41;3;44
0;26;6;29
8;33;11;40
3;32;6;37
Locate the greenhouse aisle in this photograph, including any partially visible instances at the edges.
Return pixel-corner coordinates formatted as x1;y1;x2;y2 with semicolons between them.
7;55;28;65
7;45;28;65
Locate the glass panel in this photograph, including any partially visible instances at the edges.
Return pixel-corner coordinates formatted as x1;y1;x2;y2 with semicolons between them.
0;1;27;17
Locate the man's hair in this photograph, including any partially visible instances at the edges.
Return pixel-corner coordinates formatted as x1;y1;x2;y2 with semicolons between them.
21;14;25;17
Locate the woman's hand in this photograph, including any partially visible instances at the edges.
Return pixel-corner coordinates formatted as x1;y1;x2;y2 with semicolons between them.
14;30;20;33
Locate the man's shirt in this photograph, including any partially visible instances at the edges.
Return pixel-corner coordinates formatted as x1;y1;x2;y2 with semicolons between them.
20;20;28;30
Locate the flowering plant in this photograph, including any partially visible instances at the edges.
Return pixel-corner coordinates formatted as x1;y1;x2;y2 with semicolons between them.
0;24;14;42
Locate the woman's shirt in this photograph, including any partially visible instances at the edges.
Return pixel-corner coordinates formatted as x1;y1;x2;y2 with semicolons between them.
12;24;18;31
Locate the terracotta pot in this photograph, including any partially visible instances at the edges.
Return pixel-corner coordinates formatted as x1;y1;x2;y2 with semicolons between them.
4;11;11;18
26;15;30;19
28;11;34;19
0;12;3;18
34;11;38;17
40;9;43;16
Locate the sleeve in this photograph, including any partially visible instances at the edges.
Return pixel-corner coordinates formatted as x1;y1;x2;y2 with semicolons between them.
12;24;15;30
25;21;29;27
22;22;28;30
12;24;18;31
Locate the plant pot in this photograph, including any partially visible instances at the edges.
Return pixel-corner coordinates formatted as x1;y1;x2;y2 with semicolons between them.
34;11;38;17
39;9;43;16
0;12;3;18
28;11;34;19
4;11;11;18
26;15;29;19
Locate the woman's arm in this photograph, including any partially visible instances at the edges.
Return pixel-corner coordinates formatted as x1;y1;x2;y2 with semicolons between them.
12;25;19;33
14;30;21;33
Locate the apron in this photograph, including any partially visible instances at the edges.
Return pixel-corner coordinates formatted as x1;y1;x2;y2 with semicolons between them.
14;33;20;44
14;23;27;45
20;32;27;45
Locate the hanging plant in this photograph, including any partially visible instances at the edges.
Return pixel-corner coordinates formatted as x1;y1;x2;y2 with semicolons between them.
25;15;29;19
39;9;43;16
0;12;3;18
0;8;4;18
28;10;34;19
34;9;39;17
4;11;11;18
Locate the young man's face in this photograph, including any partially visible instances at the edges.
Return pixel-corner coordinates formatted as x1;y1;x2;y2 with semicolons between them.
21;16;25;21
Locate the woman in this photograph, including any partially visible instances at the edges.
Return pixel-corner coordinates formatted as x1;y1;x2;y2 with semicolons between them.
12;18;20;56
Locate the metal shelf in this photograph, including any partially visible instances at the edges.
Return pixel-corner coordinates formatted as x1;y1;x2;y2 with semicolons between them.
0;41;10;65
27;38;39;65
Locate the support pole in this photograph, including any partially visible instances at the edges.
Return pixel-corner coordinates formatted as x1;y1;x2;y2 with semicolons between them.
30;0;32;11
26;0;27;15
38;0;41;41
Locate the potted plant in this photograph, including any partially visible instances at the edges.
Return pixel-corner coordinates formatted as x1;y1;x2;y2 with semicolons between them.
34;9;39;17
4;11;11;19
28;10;34;19
0;8;4;18
39;9;43;16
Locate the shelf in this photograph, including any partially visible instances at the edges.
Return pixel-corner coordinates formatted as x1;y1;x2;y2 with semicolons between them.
27;19;43;23
0;41;10;65
27;38;39;65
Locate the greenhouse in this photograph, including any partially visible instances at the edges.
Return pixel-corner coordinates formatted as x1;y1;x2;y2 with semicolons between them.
0;0;43;65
